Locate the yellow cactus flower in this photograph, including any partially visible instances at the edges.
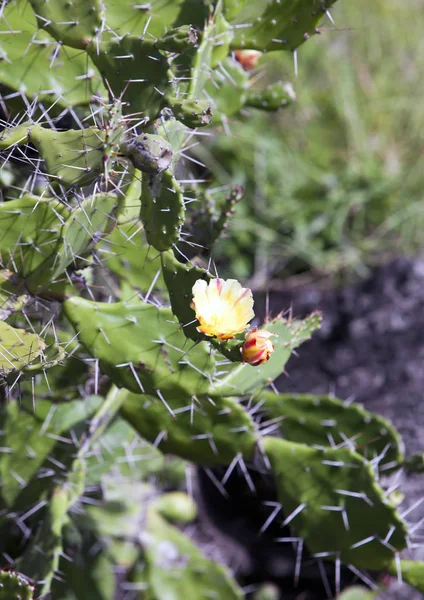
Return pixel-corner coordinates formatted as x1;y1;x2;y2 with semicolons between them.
242;328;275;366
191;278;254;340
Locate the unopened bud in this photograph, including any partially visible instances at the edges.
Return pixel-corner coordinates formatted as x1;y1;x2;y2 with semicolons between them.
242;328;275;366
234;49;262;71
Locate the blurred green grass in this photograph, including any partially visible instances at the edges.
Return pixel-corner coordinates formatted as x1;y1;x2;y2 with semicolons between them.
196;0;424;284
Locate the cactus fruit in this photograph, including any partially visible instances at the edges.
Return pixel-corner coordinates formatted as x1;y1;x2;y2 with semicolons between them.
0;571;34;600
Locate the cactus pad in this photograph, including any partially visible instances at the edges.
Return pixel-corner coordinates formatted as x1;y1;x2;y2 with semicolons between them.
246;81;296;111
120;388;257;465
161;250;211;341
0;195;68;280
28;0;103;50
141;170;185;251
28;126;108;189
0;1;105;111
256;392;404;468
231;0;338;52
263;436;408;570
142;510;244;599
387;559;424;593
0;571;34;600
0;321;46;376
88;37;172;122
63;296;216;399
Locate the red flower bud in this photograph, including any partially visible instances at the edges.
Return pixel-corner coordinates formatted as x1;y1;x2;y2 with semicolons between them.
234;50;262;71
242;328;275;366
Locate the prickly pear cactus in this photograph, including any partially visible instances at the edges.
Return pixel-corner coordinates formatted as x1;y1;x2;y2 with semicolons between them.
0;571;34;600
0;0;422;599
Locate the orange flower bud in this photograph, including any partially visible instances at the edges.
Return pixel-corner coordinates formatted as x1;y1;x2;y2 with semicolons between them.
242;328;275;366
234;50;262;71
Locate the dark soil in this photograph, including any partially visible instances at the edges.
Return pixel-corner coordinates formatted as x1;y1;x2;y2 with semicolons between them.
195;257;424;599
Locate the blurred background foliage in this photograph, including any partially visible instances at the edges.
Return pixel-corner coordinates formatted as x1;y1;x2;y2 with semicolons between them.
197;0;424;286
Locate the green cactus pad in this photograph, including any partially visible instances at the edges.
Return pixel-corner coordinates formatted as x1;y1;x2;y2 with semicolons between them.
263;436;408;570
0;123;31;150
231;0;338;52
223;0;249;21
142;510;243;599
167;97;213;128
28;126;108;189
28;0;103;50
0;571;34;600
204;57;248;123
96;0;209;40
210;312;322;396
246;81;296;111
0;270;30;320
49;193;119;282
140;170;185;251
16;461;85;596
121;133;173;174
0;321;47;376
256;392;404;468
102;222;166;299
87;37;172;122
63;296;216;399
161;250;211;341
0;2;105;111
155;25;198;53
85;418;165;485
0;396;102;506
0;195;68;279
387;559;424;593
120;388;257;465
